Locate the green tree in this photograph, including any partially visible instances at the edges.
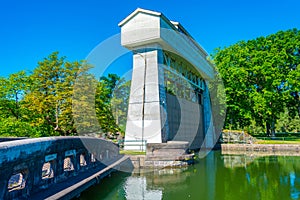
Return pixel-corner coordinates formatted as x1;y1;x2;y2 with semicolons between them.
0;71;45;137
24;52;91;136
0;52;129;138
213;28;300;136
95;74;121;134
110;79;131;134
0;71;29;120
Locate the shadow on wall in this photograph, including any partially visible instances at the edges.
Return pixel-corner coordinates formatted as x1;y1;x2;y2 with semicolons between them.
166;93;204;149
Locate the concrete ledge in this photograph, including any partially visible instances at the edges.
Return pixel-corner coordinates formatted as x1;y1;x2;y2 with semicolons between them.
146;141;189;155
221;144;300;156
0;137;27;143
128;141;194;168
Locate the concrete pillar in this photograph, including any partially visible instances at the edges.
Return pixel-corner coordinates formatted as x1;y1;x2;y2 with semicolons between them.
55;153;64;182
125;48;165;149
158;51;169;143
203;81;215;149
27;163;36;196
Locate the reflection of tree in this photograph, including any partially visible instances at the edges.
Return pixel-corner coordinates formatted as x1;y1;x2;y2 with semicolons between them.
77;152;300;200
219;155;300;200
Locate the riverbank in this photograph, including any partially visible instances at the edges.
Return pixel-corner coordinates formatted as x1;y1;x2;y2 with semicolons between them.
221;143;300;156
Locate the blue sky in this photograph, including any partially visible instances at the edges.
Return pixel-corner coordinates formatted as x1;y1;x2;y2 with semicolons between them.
1;0;300;77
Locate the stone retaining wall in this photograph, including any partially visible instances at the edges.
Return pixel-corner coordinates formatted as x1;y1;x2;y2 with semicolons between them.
221;144;300;156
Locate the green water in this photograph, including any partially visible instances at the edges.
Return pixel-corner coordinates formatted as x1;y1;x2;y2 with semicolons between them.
77;151;300;200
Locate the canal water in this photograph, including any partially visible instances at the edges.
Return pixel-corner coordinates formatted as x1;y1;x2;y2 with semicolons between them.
77;151;300;200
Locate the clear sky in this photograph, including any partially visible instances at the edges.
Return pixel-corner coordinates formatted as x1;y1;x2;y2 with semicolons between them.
1;0;300;77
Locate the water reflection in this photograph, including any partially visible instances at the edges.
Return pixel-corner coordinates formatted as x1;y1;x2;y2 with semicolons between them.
77;151;300;200
220;154;300;200
124;177;162;200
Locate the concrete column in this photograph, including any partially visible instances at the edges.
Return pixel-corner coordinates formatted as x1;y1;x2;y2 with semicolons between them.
55;153;64;182
75;153;81;172
158;51;169;143
203;81;215;149
27;163;36;196
125;48;164;149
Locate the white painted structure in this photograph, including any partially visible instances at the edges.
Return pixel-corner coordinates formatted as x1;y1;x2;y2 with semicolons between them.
119;8;216;150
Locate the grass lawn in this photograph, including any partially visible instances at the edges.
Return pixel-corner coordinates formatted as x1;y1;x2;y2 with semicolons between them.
255;138;300;144
119;150;146;155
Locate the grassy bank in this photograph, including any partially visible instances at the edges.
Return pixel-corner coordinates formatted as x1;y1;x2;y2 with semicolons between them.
119;150;146;155
255;137;300;144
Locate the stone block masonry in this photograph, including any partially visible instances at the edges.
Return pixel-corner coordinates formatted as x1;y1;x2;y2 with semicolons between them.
221;144;300;156
129;141;195;168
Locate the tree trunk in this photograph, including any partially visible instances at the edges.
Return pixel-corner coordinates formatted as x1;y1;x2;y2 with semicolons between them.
271;120;276;138
15;92;19;120
266;122;271;137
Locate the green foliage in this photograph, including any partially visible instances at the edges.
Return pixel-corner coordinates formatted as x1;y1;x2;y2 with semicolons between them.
95;74;120;133
0;117;43;137
95;74;130;135
213;28;300;136
23;52;92;136
0;52;129;138
276;108;300;133
110;79;131;134
0;71;29;120
72;71;100;135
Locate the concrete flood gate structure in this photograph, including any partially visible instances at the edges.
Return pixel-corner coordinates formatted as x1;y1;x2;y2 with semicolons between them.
119;8;217;151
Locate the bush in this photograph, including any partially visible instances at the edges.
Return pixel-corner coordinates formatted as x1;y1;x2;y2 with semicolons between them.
0;118;42;137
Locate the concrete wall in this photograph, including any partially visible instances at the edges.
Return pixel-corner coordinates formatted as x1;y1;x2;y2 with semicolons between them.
125;49;163;148
0;136;119;199
121;12;160;48
221;144;300;156
166;93;204;149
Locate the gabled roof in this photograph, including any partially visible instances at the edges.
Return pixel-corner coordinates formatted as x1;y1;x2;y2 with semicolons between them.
118;8;192;39
118;8;163;27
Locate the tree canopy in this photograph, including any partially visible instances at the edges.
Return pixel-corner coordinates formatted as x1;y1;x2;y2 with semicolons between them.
213;28;300;136
0;52;130;138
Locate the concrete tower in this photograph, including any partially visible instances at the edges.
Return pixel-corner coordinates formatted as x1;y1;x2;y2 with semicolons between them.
119;8;216;150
